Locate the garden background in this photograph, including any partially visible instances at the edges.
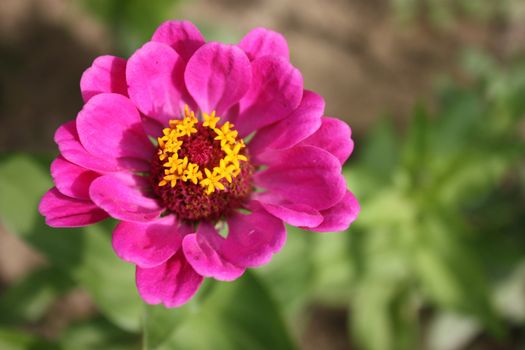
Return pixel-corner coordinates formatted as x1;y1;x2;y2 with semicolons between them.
0;0;524;349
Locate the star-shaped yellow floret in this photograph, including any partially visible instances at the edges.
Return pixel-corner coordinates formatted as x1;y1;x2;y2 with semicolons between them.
203;111;220;129
176;116;198;137
214;122;238;147
215;159;236;183
223;142;247;168
182;163;203;185
163;155;180;169
200;168;225;194
159;173;180;188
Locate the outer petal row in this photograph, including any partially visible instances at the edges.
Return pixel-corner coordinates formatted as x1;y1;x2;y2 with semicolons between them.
152;20;205;61
182;206;286;280
126;41;191;126
112;215;192;268
104;204;285;307
39;188;108;227
51;155;99;200
46;22;358;310
257;199;323;228
136;251;203;308
185;42;252;116
54;121;117;173
252;111;357;230
80;55;128;103
182;223;246;281
248;90;324;160
239;27;289;61
309;190;360;232
255;190;360;232
89;174;163;223
301;117;354;165
255;145;346;211
76;93;154;172
237;56;303;137
79;27;300;144
55;93;155;174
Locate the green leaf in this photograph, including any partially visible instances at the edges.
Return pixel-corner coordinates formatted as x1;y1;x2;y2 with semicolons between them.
0;155;142;331
431;88;482;155
256;227;314;318
360;117;400;184
77;0;182;55
142;300;195;350
75;223;143;331
352;276;418;350
145;272;297;350
401;103;430;188
413;216;500;334
310;232;354;304
0;266;73;325
0;156;48;234
0;328;62;350
61;317;140;350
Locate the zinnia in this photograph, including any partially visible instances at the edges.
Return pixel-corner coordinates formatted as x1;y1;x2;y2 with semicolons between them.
39;21;360;307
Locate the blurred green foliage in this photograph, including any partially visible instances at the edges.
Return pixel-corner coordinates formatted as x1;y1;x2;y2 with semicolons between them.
257;50;525;350
344;50;525;349
0;155;295;350
76;0;181;55
1;1;525;349
76;0;239;54
392;0;525;26
1;50;524;349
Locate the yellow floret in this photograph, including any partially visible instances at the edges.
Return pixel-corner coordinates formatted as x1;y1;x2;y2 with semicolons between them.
200;168;226;194
158;107;248;195
203;111;220;129
214;122;238;147
176;117;198;137
223;142;247;169
182;163;203;185
215;159;236;183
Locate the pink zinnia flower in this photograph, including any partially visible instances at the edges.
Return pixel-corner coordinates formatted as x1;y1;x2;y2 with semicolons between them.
39;21;360;307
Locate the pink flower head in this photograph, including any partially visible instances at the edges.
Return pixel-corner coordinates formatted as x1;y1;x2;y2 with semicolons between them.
39;21;360;307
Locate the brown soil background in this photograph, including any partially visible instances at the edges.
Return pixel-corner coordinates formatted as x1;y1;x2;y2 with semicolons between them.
1;0;524;348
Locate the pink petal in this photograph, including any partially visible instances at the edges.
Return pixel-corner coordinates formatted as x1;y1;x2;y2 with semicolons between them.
51;155;99;199
80;55;127;103
76;93;154;171
136;251;204;308
151;20;205;61
237;56;303;137
182;223;245;281
54;121;118;173
255;196;323;228
89;174;163;223
222;103;240;124
39;187;108;227
301;117;354;165
255;145;346;211
248;90;324;159
113;215;191;268
238;27;289;61
127;41;191;125
310;191;360;232
141;116;164;138
221;207;286;268
185;42;252;115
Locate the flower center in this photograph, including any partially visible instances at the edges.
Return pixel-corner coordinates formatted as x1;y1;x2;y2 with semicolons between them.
150;107;253;222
